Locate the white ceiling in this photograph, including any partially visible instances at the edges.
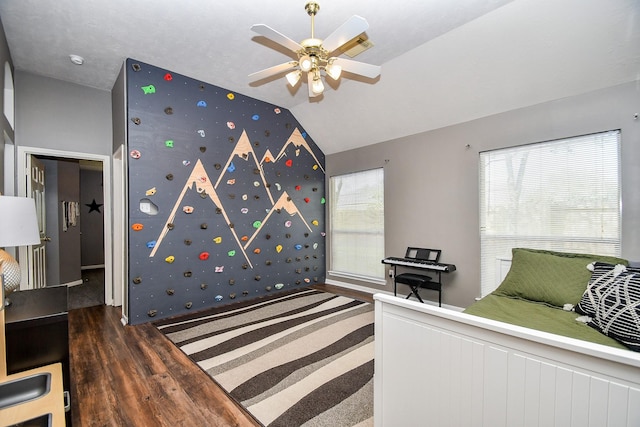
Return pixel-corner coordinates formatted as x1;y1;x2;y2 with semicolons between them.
0;0;638;154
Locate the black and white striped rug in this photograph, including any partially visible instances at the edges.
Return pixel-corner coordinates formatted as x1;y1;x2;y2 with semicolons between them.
154;288;374;427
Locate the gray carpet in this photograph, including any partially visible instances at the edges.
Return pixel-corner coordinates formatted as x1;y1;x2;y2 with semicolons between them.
68;268;105;310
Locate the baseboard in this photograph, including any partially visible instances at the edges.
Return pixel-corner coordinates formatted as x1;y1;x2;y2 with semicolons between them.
325;278;464;312
81;264;105;270
65;279;84;287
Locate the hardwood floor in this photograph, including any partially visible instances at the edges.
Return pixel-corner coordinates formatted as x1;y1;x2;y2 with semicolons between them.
68;285;372;426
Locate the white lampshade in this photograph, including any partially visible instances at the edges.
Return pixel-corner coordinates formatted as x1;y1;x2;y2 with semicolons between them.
0;196;40;297
0;196;41;247
286;70;302;87
299;55;313;72
325;62;342;80
311;74;324;94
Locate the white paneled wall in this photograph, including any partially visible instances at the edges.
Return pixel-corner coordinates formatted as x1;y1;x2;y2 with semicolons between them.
374;294;640;427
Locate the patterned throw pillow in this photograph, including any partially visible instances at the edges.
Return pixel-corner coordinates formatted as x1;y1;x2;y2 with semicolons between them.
576;262;625;316
584;266;640;351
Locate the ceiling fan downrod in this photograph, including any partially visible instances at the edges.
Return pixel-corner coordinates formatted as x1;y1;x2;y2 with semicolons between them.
305;2;320;39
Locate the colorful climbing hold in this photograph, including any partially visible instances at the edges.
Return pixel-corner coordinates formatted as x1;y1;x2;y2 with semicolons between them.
215;266;224;273
130;150;141;159
165;255;175;263
141;85;155;94
227;93;235;100
164;73;172;81
197;100;207;107
165;140;174;148
199;252;209;260
227;250;236;256
285;159;293;167
131;223;144;231
276;245;283;253
253;220;262;228
146;187;157;196
227;121;235;129
146;241;156;248
213;236;222;244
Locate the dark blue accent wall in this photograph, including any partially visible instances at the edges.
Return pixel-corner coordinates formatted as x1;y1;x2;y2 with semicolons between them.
126;59;326;324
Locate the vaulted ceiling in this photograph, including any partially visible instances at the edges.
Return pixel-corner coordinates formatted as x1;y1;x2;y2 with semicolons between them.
0;0;638;154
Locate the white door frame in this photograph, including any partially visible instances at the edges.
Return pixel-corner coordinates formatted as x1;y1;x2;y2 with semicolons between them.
16;145;116;306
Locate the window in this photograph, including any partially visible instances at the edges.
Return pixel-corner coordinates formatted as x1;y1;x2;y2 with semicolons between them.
330;168;385;282
479;130;621;296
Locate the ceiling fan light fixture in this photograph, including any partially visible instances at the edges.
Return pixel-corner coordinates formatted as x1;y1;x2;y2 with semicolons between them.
299;55;313;72
286;70;302;87
325;61;342;80
311;73;324;94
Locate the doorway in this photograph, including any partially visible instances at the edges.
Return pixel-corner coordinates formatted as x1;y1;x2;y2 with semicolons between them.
16;146;115;306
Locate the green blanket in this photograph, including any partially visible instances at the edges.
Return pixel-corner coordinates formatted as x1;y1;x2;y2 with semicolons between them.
463;294;627;350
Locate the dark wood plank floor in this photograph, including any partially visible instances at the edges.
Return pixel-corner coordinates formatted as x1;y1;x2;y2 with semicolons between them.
68;285;372;426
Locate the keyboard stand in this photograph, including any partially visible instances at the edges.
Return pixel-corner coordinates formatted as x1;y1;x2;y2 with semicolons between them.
382;252;456;306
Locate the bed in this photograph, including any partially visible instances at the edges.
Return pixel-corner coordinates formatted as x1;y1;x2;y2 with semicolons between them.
373;248;640;427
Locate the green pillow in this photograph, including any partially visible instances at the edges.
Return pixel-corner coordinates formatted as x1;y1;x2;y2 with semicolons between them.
493;248;628;307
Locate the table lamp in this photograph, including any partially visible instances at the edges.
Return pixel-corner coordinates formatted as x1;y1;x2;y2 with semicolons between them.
0;195;41;306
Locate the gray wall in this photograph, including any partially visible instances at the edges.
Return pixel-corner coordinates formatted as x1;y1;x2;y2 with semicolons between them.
80;167;105;267
14;71;112;156
0;17;14;195
326;81;640;309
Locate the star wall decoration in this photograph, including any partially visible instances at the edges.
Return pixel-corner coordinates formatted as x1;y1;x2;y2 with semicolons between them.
86;198;103;213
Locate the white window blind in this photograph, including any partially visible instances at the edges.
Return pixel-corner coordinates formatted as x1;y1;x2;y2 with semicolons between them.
330;168;385;281
479;130;621;296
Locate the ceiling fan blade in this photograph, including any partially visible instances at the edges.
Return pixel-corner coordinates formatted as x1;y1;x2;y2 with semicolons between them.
251;24;304;53
332;57;381;79
322;15;369;53
248;61;298;81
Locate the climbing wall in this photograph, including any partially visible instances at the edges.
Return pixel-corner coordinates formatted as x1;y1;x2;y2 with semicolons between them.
126;59;326;324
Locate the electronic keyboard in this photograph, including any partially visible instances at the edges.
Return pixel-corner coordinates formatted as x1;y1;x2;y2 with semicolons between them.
382;257;456;272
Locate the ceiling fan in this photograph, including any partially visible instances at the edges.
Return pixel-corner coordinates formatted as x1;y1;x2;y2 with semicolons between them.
249;1;381;98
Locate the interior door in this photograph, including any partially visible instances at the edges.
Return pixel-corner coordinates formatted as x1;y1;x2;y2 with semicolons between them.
27;155;47;289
